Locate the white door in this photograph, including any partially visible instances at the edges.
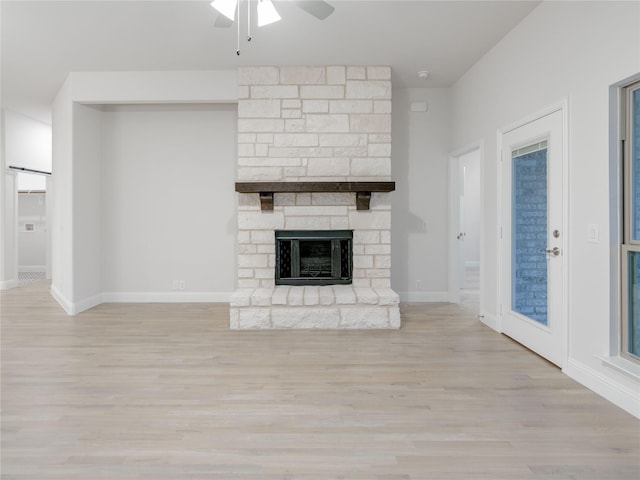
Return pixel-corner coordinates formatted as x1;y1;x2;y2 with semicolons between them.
459;152;481;291
500;109;564;367
449;147;482;312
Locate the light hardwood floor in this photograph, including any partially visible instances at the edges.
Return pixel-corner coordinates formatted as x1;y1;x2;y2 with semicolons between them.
2;282;639;479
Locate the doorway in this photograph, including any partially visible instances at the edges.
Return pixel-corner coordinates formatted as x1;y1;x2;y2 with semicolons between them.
499;106;566;367
449;146;482;314
17;172;49;286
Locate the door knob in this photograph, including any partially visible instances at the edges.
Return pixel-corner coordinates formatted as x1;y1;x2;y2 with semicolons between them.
545;247;560;256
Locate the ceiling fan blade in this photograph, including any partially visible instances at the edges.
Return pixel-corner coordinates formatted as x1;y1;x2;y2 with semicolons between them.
294;0;334;20
214;14;234;28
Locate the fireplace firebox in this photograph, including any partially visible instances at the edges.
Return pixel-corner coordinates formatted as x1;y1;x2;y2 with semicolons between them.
275;230;353;286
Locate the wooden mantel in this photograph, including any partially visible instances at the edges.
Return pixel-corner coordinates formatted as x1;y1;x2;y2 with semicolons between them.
235;181;396;211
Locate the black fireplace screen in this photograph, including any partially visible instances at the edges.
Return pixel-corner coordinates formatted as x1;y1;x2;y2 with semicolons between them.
275;230;353;286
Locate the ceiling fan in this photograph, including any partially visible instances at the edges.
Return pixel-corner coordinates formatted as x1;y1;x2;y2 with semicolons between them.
212;0;335;28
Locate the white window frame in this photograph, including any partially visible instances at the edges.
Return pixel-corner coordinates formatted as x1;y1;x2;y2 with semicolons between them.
620;78;640;363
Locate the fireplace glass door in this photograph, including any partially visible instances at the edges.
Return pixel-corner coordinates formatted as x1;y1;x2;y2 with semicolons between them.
276;230;353;286
299;240;333;278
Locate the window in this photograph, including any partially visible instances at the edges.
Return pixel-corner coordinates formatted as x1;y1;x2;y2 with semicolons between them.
621;79;640;362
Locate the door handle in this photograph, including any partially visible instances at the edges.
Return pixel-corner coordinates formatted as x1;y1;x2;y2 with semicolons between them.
543;247;560;256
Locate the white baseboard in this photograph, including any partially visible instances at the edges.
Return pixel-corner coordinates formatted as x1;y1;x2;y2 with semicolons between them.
51;288;102;316
564;357;640;419
0;278;18;290
398;291;449;303
51;286;102;316
50;284;74;315
51;289;233;316
101;291;232;303
18;265;46;273
73;293;104;315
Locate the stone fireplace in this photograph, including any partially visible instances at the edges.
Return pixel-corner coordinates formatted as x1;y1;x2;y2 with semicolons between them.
230;66;400;329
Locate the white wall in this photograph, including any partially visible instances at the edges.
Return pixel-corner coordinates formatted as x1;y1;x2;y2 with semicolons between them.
101;104;236;299
391;88;451;301
51;79;74;307
71;71;236;105
73;103;103;306
0;110;18;289
0;116;6;287
45;176;52;279
17;172;46;191
451;1;640;416
50;70;237;313
3;110;52;172
0;169;18;289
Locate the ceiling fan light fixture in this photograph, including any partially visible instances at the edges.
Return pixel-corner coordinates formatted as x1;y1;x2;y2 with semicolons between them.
210;0;237;21
257;0;281;26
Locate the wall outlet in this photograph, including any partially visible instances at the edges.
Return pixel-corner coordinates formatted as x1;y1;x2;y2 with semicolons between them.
416;280;422;290
172;280;185;290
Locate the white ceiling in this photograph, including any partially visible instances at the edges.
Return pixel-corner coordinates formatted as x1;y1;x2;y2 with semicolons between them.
1;0;540;124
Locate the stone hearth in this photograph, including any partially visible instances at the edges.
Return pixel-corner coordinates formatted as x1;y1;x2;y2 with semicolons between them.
231;65;400;329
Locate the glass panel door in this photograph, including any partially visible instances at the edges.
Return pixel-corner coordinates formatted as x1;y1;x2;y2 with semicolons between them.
500;108;564;367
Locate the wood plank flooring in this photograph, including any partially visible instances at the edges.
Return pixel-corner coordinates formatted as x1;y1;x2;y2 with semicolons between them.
2;282;639;479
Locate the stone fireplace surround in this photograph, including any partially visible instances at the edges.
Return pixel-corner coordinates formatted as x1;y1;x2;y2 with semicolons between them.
230;65;400;329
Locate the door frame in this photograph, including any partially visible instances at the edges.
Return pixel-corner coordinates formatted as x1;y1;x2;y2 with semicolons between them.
496;99;570;369
448;141;485;315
